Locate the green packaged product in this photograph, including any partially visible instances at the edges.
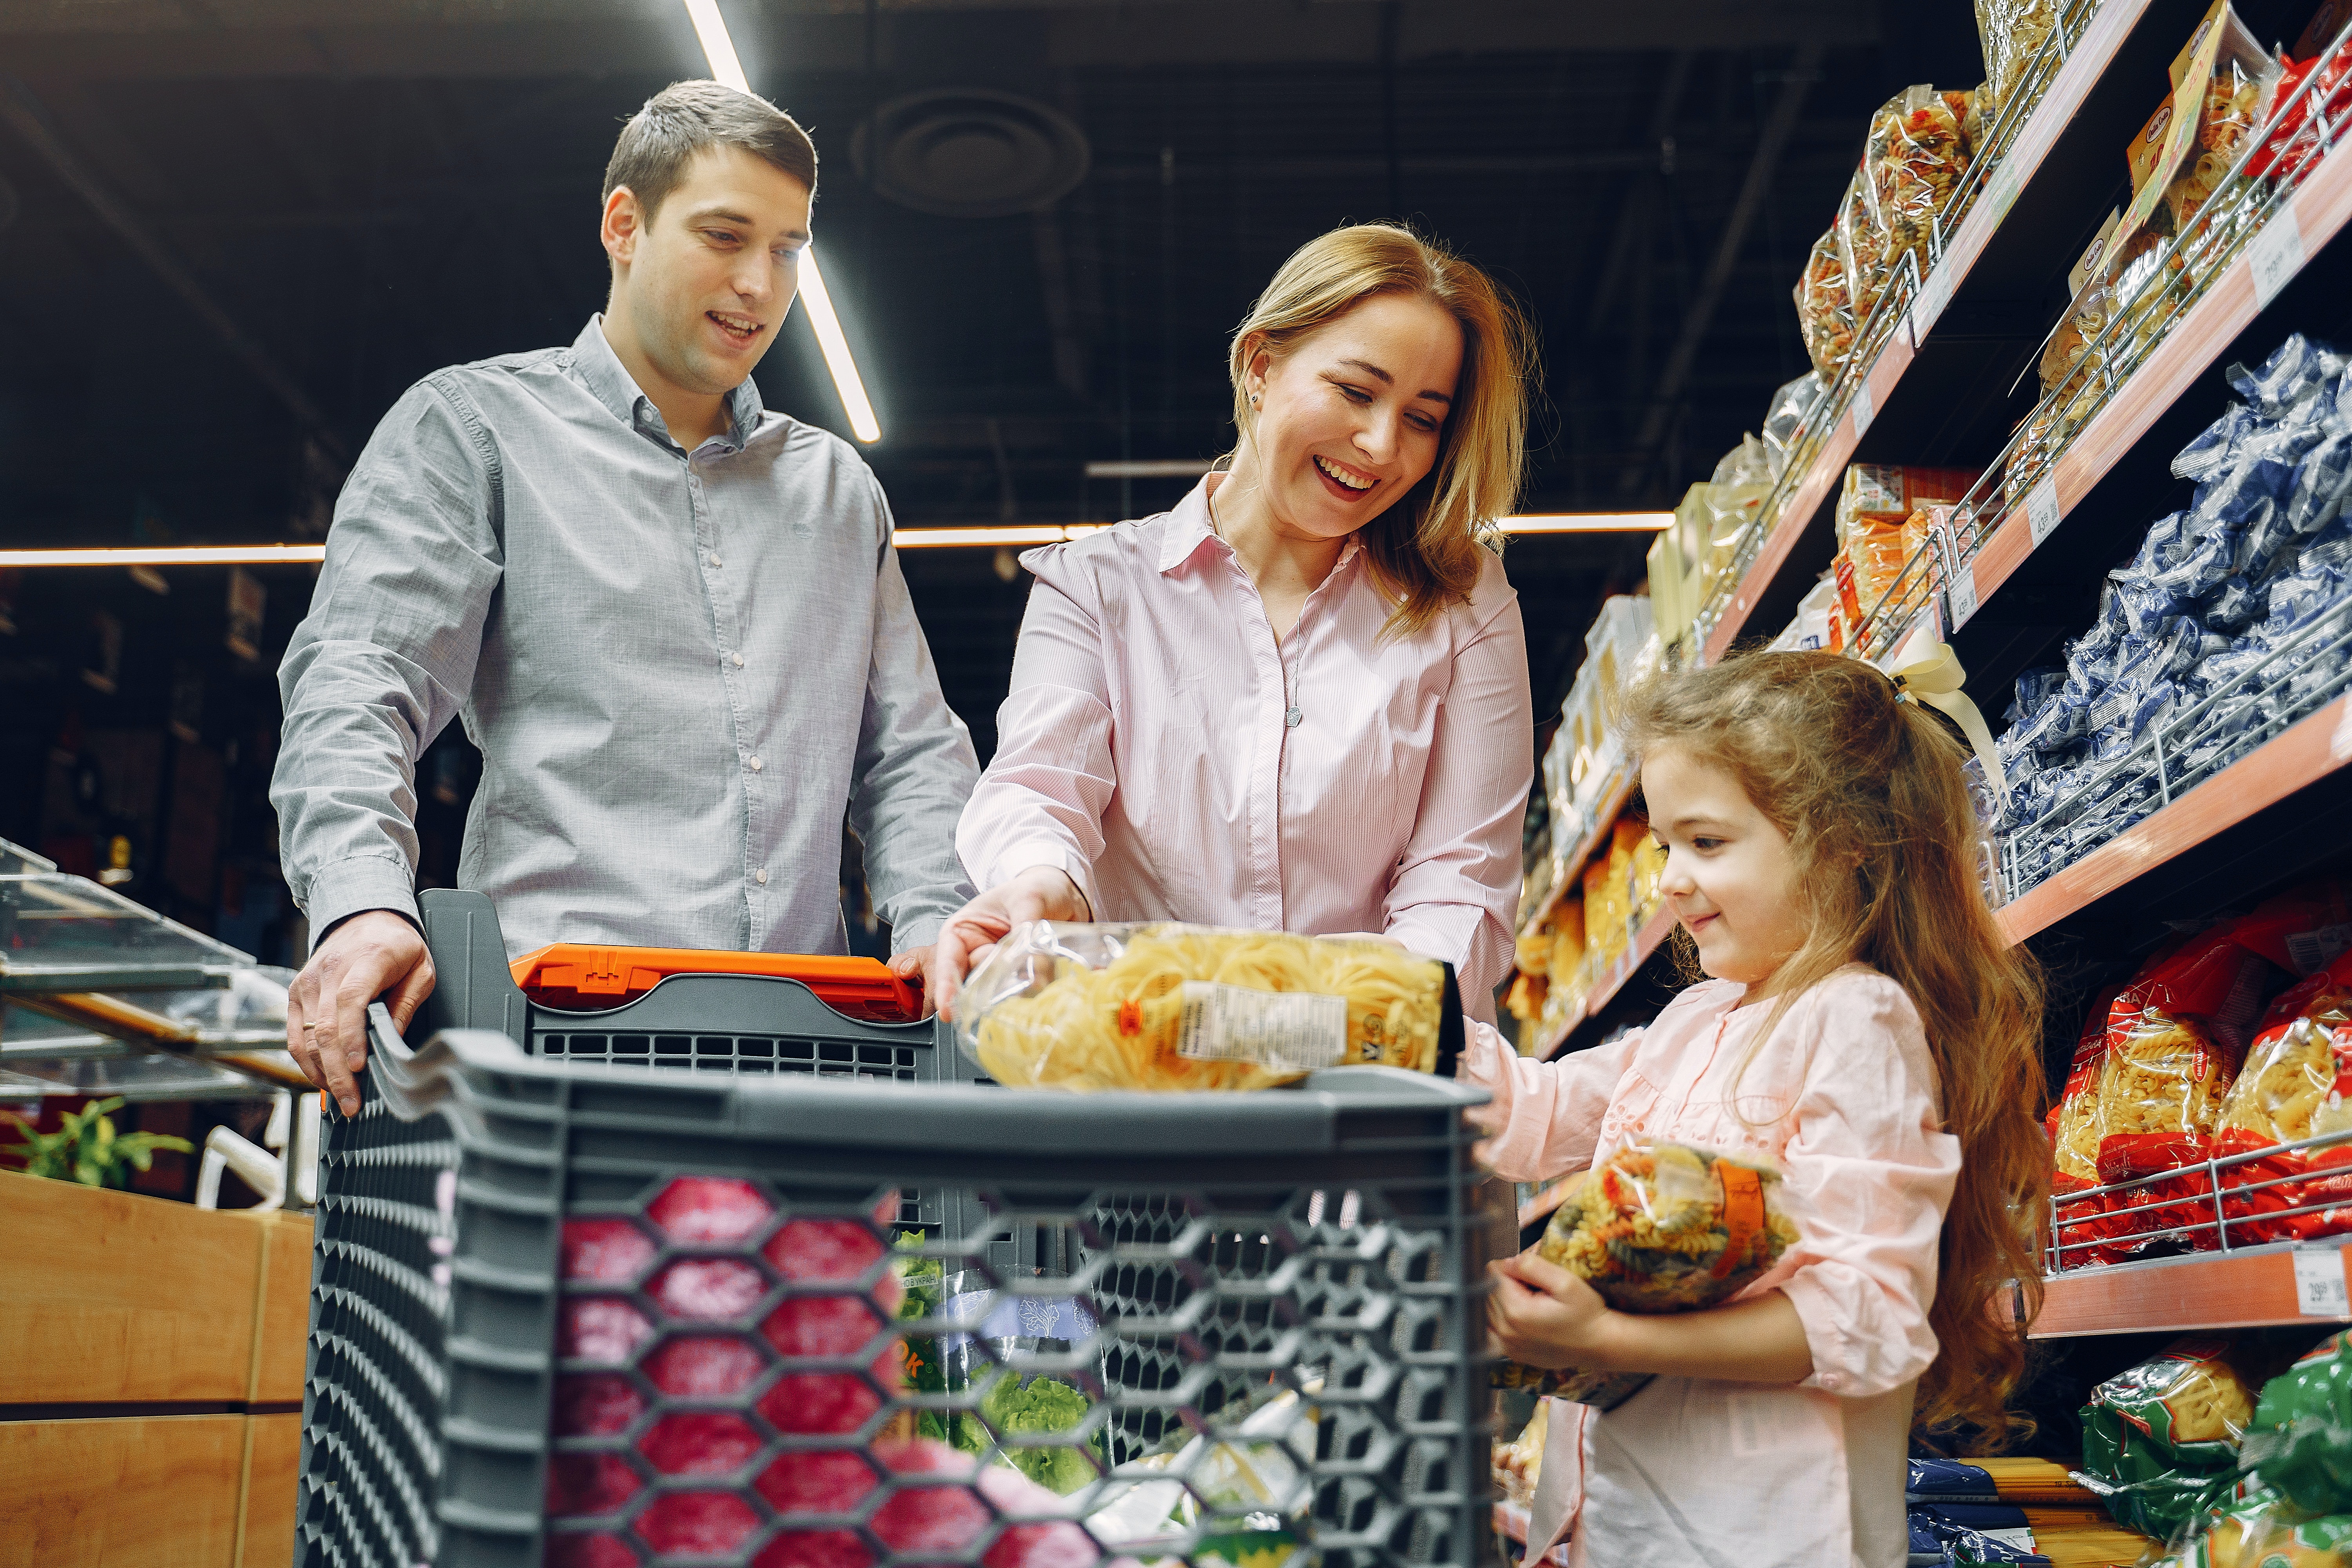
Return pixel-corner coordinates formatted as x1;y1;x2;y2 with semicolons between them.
2077;1338;2257;1539
2246;1332;2352;1518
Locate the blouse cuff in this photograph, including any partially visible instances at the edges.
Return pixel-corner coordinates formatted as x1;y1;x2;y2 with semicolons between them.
981;839;1102;923
1778;1267;1924;1400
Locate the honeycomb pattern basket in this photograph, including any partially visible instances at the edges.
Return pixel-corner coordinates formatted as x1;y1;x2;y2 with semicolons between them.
294;1012;1500;1568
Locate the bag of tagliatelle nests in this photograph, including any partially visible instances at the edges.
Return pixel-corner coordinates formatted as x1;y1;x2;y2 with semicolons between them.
1493;1142;1803;1411
953;922;1463;1092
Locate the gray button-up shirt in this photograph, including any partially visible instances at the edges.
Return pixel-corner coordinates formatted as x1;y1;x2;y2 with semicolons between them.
273;316;978;959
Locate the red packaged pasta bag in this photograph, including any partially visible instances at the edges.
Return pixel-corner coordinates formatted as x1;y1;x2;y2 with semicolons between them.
2051;987;2122;1268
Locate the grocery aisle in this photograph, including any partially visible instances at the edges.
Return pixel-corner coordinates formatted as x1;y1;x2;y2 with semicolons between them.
1499;0;2352;1562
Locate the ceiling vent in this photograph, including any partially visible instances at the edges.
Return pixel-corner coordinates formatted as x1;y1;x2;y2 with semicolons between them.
853;88;1089;219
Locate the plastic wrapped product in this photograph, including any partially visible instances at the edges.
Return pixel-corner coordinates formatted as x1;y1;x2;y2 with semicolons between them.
1837;169;1893;341
954;923;1450;1091
1796;227;1860;377
1761;370;1829;475
2097;927;2272;1133
1976;0;2060;108
1908;1459;2003;1504
1867;85;1974;272
2163;25;2280;233
2078;1338;2260;1539
2247;1331;2352;1519
1493;1141;1803;1409
1711;432;1776;488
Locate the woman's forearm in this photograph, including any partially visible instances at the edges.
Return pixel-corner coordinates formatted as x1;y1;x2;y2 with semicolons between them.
1591;1290;1815;1386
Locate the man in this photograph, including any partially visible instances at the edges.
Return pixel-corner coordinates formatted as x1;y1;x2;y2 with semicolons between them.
272;82;978;1113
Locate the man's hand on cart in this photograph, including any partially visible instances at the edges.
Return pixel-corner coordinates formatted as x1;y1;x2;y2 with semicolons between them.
885;947;935;1017
288;909;437;1116
925;866;1093;1020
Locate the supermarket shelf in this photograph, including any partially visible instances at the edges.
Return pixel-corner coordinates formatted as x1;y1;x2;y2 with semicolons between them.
1541;904;1678;1060
1996;693;2352;945
1699;0;2217;659
1953;136;2352;639
1516;768;1637;944
2031;1241;2352;1338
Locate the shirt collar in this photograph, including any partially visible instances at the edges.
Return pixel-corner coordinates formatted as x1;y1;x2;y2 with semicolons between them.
1158;472;1367;577
572;314;764;452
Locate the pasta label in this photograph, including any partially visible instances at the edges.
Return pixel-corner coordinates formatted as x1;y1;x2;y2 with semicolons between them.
1175;982;1348;1071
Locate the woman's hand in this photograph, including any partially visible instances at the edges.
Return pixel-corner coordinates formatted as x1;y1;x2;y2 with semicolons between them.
1487;1249;1617;1370
926;866;1093;1019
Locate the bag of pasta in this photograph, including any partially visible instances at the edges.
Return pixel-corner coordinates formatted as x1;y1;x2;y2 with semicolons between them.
1837;169;1892;339
2050;990;2122;1268
2078;1338;2261;1539
1492;1142;1802;1410
955;922;1458;1092
1867;85;1973;272
1795;228;1859;377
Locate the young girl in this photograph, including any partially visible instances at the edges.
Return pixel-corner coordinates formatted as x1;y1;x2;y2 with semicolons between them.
1463;650;2047;1568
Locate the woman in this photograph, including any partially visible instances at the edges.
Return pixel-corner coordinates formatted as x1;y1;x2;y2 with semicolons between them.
928;223;1536;1022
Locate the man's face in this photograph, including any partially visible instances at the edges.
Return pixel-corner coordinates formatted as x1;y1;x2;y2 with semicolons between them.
603;144;812;399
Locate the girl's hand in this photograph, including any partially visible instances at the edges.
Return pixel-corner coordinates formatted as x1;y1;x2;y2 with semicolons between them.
926;867;1093;1019
1487;1249;1616;1370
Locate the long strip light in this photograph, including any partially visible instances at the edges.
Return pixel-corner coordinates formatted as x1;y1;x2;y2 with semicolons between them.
1503;513;1673;534
0;513;1666;567
0;544;326;568
683;0;881;444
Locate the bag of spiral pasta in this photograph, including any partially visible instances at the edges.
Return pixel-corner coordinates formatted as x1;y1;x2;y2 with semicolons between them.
953;921;1462;1092
1492;1141;1804;1410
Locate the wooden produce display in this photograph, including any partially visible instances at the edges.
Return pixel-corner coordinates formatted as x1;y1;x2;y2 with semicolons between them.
0;1169;312;1568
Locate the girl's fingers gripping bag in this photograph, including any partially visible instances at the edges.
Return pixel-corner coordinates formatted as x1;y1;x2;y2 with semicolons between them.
954;922;1458;1091
2076;1338;2261;1540
1491;1142;1802;1410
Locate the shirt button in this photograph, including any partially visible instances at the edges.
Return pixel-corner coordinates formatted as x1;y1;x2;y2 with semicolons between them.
710;553;724;568
731;652;744;668
755;869;768;885
750;756;763;772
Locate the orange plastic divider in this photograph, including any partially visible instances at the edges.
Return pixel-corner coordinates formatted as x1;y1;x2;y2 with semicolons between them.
509;944;923;1023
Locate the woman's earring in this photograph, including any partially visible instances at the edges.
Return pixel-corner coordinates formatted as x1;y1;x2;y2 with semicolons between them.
1250;393;1261;408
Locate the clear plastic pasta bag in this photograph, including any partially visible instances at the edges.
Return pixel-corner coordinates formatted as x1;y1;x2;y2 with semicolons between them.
954;921;1454;1092
1492;1142;1802;1409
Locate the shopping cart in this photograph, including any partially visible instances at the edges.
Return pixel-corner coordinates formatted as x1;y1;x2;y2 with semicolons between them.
293;892;1501;1568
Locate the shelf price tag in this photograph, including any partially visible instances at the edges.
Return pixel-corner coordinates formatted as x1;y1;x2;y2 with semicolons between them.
1947;565;1980;632
1852;379;1875;440
1911;261;1955;343
2026;475;2063;547
2295;1249;2350;1317
2251;207;2307;313
1985;159;2021;226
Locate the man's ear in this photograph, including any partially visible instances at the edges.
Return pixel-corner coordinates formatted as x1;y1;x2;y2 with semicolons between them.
601;186;643;272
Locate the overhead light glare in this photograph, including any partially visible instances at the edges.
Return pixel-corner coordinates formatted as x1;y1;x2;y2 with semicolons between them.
1085;459;1216;479
681;0;881;445
893;524;1109;550
0;544;327;568
1501;513;1675;534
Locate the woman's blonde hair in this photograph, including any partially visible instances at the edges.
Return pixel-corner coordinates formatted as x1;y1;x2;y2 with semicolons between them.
1226;223;1535;637
1623;650;2047;1444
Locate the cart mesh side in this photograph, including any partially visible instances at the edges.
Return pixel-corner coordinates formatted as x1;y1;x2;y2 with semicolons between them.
298;1022;1498;1568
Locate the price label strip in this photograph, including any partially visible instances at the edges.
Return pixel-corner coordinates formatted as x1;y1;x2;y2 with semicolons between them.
1851;379;1875;440
2251;205;2307;314
1947;564;1980;632
1910;261;1955;344
2026;475;2063;547
2296;1248;2350;1317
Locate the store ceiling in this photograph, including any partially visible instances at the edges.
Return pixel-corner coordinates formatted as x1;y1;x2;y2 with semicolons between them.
0;0;1988;750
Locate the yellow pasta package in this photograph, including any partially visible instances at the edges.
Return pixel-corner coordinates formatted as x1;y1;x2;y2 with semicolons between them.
2218;1017;2339;1145
955;922;1457;1091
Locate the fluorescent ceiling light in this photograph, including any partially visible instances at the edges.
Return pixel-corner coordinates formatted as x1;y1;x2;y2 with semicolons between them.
1085;459;1215;479
893;524;1109;549
1501;513;1674;534
0;544;327;568
683;0;881;445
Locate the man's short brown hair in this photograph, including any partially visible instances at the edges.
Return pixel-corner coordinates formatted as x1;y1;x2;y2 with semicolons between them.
602;80;818;223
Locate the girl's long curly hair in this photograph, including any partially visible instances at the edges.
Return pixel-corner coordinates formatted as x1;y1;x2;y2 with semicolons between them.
1623;650;2047;1443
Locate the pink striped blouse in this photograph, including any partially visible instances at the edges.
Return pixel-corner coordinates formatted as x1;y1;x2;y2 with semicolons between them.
953;475;1532;1014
